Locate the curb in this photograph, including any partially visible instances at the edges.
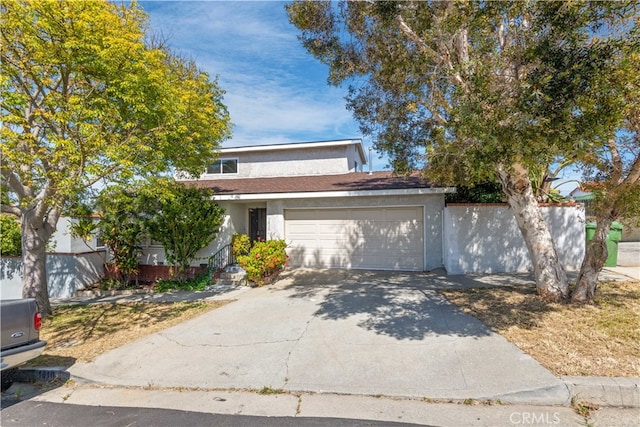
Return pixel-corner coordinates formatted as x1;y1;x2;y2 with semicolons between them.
15;368;640;408
73;288;156;298
14;367;70;384
562;376;640;408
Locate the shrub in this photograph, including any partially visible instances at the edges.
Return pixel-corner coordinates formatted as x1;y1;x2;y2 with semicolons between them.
0;214;21;256
155;272;211;293
237;239;287;286
231;233;251;257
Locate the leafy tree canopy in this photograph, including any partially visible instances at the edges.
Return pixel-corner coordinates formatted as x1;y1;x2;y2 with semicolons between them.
0;0;231;314
287;1;636;184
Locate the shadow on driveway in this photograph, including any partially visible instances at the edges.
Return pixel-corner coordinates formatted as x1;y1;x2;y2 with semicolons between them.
276;269;500;341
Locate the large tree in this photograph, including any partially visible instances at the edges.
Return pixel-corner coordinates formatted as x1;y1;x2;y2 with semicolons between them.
287;0;637;302
573;36;640;302
1;0;231;314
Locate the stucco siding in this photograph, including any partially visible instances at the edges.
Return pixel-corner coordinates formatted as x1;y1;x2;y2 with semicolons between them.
201;146;354;179
443;204;585;274
1;251;106;299
49;217;100;253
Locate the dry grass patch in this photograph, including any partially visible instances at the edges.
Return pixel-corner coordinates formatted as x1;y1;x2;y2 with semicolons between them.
27;300;232;366
441;280;640;377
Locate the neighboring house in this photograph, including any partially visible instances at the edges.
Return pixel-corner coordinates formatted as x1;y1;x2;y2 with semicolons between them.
568;185;640;242
160;139;455;272
1;217;106;299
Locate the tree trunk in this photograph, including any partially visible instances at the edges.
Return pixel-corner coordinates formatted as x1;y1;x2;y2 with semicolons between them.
572;216;613;303
21;209;54;316
497;164;570;302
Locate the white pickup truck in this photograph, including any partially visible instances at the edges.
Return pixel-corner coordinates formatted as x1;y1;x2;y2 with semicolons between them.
1;299;47;392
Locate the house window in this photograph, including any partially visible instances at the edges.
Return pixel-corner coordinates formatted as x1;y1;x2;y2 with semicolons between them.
207;158;238;174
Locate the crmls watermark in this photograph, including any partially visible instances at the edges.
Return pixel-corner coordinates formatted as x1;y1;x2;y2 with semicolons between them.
509;411;562;425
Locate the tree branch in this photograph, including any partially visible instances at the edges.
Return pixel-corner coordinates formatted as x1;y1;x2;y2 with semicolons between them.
0;204;21;217
1;166;29;200
607;138;624;184
396;13;468;93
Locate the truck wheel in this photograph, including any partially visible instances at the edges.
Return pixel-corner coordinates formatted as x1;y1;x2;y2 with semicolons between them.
1;368;17;392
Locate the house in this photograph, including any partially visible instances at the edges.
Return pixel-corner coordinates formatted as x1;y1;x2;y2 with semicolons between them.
1;217;106;299
152;139;455;272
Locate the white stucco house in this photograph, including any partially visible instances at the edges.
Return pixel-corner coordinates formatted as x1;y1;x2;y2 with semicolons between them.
139;138;586;274
144;138;455;272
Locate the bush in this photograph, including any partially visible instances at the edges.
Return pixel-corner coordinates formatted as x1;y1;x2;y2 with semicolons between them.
231;233;251;257
0;214;21;256
155;272;211;293
237;239;287;286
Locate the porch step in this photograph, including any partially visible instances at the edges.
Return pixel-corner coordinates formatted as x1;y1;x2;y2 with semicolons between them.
216;266;247;287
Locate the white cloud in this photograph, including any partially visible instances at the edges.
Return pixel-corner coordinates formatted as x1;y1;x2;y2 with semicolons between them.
141;1;362;147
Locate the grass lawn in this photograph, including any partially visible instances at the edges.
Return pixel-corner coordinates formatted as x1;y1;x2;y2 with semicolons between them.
26;300;232;368
441;280;640;377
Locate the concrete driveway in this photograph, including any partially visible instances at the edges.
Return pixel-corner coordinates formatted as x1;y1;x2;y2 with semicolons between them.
68;269;569;405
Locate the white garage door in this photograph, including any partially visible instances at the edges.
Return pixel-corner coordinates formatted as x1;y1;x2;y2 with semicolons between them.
285;207;424;271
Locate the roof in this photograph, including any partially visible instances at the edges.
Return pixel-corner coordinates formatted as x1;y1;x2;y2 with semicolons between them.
184;171;448;197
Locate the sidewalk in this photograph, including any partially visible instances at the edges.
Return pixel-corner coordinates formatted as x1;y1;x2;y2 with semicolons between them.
6;382;638;427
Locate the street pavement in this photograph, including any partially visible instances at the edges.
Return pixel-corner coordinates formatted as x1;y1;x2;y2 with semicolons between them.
4;263;639;426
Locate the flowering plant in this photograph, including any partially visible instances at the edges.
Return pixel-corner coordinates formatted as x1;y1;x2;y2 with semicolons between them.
237;239;288;286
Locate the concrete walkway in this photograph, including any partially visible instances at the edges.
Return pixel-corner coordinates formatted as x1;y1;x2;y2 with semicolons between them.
63;269;570;405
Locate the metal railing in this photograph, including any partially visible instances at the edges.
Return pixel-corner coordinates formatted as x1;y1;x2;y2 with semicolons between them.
208;244;236;273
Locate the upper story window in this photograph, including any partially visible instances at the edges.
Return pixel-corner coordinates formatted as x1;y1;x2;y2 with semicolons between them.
207;158;238;174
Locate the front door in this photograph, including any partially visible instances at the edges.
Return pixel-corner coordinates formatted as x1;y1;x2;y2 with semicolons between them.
249;208;267;242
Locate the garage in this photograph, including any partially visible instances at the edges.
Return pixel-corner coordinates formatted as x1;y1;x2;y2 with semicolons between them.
285;207;424;271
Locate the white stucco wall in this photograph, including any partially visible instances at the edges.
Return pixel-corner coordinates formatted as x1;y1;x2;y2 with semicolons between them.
443;204;585;274
49;217;101;253
200;145;357;179
1;251;106;299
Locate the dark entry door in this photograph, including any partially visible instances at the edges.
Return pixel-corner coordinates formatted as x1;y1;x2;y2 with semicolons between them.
249;208;267;242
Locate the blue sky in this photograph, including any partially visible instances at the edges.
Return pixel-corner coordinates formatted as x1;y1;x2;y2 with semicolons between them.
139;1;387;167
138;1;584;191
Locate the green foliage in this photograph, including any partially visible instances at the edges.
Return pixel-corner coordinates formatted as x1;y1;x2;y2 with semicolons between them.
86;179;224;283
155;272;211;293
287;1;637;185
0;0;231;309
94;187;147;284
0;214;21;256
446;183;505;204
237;240;287;286
144;181;225;275
231;233;251;257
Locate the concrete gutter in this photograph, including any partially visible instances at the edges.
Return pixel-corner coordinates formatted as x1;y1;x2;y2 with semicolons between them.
562;376;640;408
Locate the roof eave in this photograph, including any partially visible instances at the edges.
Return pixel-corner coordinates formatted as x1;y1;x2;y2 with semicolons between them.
213;187;455;201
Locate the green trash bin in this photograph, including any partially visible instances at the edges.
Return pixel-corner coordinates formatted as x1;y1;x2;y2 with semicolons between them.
585;222;597;242
606;222;624;267
585;222;624;267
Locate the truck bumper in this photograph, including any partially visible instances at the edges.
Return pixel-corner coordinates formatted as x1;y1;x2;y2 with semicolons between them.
1;340;47;371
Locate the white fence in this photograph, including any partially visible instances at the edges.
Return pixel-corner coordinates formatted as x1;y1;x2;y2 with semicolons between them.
1;251;106;299
443;204;585;274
